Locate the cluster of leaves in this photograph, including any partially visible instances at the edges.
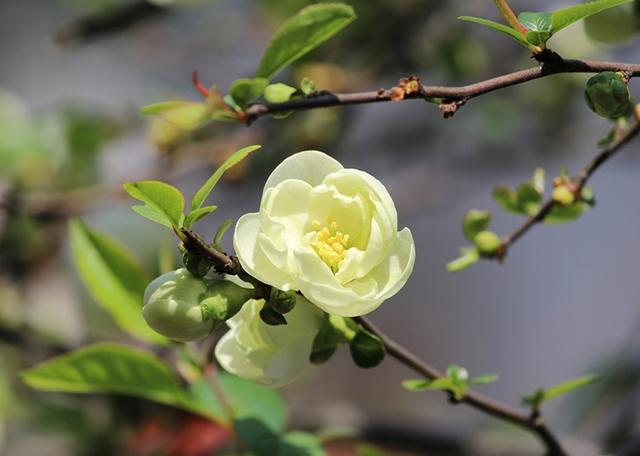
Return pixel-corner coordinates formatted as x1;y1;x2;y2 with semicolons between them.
141;3;356;130
447;168;596;272
403;365;498;401
460;0;634;52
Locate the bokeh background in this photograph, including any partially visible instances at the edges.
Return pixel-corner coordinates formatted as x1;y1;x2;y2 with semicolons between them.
1;0;640;455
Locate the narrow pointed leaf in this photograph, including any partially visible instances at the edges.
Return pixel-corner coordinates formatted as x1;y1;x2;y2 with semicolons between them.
256;3;356;80
544;374;598;401
190;145;261;211
458;16;530;47
213;219;233;251
69;220;167;344
183;205;218;229
140;101;211;130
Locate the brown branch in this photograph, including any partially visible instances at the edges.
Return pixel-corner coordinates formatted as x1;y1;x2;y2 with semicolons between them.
502;109;640;252
356;316;567;456
244;57;640;122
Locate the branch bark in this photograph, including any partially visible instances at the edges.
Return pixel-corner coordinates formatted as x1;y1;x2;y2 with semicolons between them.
356;316;567;456
245;57;640;122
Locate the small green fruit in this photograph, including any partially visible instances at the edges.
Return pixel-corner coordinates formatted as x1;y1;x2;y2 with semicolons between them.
349;330;386;369
585;72;632;119
552;186;575;206
473;231;502;256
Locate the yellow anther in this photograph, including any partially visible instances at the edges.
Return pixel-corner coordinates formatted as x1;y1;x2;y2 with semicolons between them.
310;219;350;272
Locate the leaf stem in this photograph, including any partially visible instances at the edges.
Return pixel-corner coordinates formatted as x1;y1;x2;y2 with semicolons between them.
493;0;528;35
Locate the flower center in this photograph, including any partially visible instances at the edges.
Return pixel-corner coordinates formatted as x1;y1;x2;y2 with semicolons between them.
310;219;350;272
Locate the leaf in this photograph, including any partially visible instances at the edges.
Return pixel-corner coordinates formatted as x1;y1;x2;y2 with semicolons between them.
446;247;479;273
20;343;216;419
544;374;598;401
256;3;356;80
140;101;211;130
516;182;543;215
280;432;326;456
183;205;218;229
131;205;173;228
190;145;261;211
213;219;233;251
550;0;634;33
189;373;287;433
471;374;499;385
493;186;523;215
123;180;185;228
69;220;166;344
229;78;269;109
544;203;585;224
264;83;298;104
463;209;491;242
234;418;281;456
458;16;530;48
402;377;453;392
518;12;553;45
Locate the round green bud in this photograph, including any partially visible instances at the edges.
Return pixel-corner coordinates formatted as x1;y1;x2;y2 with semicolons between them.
142;269;253;342
473;230;502;256
552;186;575;206
585;72;632;119
269;288;297;314
349;330;386;369
182;251;211;278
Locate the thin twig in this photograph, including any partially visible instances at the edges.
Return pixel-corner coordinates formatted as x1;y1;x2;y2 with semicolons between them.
356;316;567;456
502;111;640;252
245;57;640;122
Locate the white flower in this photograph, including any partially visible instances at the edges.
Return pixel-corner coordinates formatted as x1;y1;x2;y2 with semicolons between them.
214;295;323;387
233;151;415;317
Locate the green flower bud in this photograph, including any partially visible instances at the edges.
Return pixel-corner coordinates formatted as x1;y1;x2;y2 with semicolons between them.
463;209;491;242
349;330;386;369
473;231;502;256
142;269;252;342
585;72;632;119
552;186;575;206
269;288;297;314
182;251;211;278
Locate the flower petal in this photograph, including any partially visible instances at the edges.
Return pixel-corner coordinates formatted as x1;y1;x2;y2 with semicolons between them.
264;150;343;191
233;213;293;290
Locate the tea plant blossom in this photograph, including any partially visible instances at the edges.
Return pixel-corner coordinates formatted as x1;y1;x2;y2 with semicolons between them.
215;295;324;387
233;151;415;317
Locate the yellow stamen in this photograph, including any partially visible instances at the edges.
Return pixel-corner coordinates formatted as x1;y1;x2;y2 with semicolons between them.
310;219;350;272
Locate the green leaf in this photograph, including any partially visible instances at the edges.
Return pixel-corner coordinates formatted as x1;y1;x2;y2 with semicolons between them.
516;182;543;215
280;432;326;456
256;3;356;80
183;205;218;229
532;168;546;194
493;186;523;215
190;145;261;211
471;374;499;385
264;83;298;104
458;16;530;48
446;247;479;273
522;388;546;408
69;220;166;344
189;373;287;433
402;377;453;392
300;77;317;95
213;219;233;251
140;101;211;130
123;180;185;228
550;0;634;33
229;78;269;109
463;209;491;242
131;205;173;228
235;418;281;456
544;203;585;224
20;343;216;419
518;12;553;45
544;374;598;401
